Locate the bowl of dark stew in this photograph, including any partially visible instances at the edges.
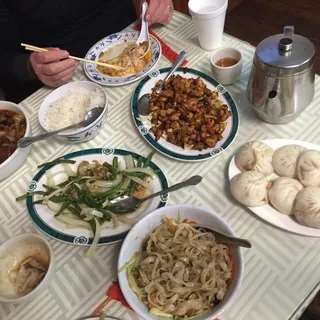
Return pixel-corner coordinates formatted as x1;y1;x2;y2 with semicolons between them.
0;101;31;180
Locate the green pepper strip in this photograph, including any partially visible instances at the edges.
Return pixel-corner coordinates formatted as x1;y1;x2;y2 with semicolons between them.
16;191;47;201
137;156;143;168
38;158;76;168
143;151;155;167
54;201;72;217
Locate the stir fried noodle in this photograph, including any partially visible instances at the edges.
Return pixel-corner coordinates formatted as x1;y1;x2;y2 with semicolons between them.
125;219;233;318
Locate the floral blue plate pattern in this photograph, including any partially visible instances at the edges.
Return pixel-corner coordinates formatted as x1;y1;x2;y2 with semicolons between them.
83;32;161;86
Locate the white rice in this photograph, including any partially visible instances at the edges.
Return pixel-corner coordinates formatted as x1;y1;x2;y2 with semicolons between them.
45;88;105;131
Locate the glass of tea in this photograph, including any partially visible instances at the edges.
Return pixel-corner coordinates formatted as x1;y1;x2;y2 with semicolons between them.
210;48;243;85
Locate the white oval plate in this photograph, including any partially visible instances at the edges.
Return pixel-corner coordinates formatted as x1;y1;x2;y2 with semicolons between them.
132;68;239;162
83;32;161;86
26;148;168;245
228;139;320;237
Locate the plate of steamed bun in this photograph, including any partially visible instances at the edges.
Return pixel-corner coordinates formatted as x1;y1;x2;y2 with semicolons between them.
228;139;320;237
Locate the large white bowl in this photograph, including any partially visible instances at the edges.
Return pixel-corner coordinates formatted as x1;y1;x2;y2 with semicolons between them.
38;81;108;143
0;101;31;181
118;204;244;320
0;234;55;303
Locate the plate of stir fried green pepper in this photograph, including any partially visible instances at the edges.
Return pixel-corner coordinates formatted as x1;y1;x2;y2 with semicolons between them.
17;148;168;255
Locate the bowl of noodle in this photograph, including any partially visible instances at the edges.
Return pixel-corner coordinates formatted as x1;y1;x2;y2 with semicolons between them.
118;204;244;320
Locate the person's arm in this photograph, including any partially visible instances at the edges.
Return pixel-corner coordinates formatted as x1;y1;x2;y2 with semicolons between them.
0;1;41;85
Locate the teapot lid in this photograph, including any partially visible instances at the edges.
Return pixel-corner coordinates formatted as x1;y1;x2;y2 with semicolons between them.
255;26;315;74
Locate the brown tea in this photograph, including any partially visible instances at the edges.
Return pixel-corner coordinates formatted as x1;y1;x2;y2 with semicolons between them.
215;57;238;67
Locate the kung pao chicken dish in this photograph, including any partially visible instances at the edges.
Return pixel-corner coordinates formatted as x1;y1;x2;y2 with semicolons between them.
149;75;232;150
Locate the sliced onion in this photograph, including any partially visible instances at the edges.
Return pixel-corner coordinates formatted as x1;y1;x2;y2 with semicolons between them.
56;215;91;229
117;215;135;226
104;209;120;229
123;167;155;178
121;177;130;190
118;160;126;171
43;187;63;204
81;208;103;220
62;163;77;177
85;217;101;257
93;175;122;188
102;199;110;208
47;200;62;212
127;176;152;190
46;170;56;188
124;155;134;169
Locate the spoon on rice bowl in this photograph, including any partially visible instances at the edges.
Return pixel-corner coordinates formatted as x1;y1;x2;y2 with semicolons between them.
18;107;103;148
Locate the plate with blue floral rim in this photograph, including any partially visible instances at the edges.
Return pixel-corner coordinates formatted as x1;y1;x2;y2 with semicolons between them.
131;68;239;162
26;148;168;245
83;32;162;86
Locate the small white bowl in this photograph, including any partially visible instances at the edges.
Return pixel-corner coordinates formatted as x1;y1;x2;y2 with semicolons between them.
0;101;32;181
118;204;244;320
38;81;108;143
0;234;54;303
210;48;243;85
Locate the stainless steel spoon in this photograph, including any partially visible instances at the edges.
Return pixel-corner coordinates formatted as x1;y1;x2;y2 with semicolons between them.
137;50;188;115
107;175;202;214
18;107;104;148
194;225;252;248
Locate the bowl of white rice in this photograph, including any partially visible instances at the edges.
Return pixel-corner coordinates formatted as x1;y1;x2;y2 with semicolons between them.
38;81;108;143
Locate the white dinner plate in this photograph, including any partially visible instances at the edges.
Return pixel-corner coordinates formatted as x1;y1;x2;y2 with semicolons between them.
228;139;320;237
26;148;168;245
83;32;161;86
132;68;239;162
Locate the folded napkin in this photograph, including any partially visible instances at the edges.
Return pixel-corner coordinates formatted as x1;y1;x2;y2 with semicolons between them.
91;280;220;320
133;23;189;67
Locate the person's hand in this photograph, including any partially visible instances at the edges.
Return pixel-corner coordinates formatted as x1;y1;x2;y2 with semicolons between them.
29;48;79;87
145;0;173;25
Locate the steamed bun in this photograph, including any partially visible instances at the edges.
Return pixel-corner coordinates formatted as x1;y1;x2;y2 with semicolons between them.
268;177;303;215
272;145;305;178
293;187;320;229
230;170;269;207
235;141;274;176
296;150;320;187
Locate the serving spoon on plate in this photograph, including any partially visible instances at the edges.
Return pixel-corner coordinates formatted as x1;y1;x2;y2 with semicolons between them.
137;50;188;115
136;1;151;58
18;107;104;148
107;175;202;213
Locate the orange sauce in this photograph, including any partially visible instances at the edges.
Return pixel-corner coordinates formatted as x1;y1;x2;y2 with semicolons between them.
215;57;238;67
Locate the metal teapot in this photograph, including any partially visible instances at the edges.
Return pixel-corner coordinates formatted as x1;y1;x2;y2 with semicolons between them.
247;26;315;124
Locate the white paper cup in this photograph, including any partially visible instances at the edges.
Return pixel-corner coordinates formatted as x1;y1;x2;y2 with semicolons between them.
189;0;228;51
210;48;242;85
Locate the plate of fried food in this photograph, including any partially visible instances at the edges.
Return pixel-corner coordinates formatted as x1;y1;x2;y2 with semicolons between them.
83;32;161;86
132;68;239;161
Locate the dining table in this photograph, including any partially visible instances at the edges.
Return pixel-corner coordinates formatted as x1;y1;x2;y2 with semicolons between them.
1;10;320;320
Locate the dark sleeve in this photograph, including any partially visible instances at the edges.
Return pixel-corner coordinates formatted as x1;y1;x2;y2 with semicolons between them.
0;1;41;87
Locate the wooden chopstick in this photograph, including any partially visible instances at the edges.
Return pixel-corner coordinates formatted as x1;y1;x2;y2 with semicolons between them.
21;43;124;70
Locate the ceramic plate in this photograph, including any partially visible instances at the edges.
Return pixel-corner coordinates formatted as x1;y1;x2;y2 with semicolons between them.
83;32;161;86
132;68;239;162
118;204;244;320
228;139;320;237
26;148;168;245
